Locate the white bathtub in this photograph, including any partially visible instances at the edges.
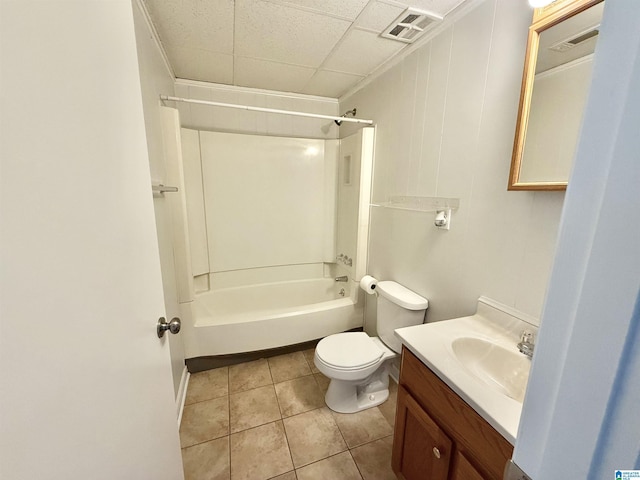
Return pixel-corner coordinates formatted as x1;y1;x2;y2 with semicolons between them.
181;278;363;357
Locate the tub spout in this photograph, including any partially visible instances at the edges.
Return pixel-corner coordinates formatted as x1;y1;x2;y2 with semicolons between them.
335;276;348;282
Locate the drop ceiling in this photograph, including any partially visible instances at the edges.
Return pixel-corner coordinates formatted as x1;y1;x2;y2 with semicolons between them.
142;0;469;98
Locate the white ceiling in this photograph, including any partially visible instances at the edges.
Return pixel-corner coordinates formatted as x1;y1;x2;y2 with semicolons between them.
142;0;469;98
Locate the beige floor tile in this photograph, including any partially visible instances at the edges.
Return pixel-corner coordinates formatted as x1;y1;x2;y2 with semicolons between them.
302;349;320;374
182;436;230;480
282;407;347;468
331;407;393;449
229;358;273;394
186;367;229;405
230;385;281;433
180;397;230;448
350;436;396;480
275;375;325;417
377;381;398;428
269;472;297;480
268;352;311;383
313;373;330;396
295;452;362;480
230;421;293;480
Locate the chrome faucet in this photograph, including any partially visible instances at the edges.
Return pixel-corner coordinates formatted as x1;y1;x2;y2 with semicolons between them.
517;331;535;358
335;275;348;282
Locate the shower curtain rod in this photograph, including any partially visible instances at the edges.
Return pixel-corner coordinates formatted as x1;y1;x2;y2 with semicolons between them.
160;95;373;125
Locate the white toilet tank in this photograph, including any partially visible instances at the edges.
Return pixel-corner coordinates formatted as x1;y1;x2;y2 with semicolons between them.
376;281;428;353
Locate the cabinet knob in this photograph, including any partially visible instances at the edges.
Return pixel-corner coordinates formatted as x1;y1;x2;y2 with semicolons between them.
432;446;441;459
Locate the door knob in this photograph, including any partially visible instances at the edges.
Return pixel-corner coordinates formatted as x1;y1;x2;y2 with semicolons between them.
157;317;181;338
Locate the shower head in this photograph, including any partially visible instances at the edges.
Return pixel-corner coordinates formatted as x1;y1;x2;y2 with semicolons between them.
334;108;357;126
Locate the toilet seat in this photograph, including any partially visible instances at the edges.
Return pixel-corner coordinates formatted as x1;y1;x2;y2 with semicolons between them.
315;332;383;370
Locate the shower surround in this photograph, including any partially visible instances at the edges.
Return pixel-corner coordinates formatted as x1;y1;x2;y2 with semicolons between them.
178;127;374;358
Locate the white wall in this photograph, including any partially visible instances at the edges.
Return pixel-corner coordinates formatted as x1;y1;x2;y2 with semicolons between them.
520;56;594;183
174;79;339;139
341;0;563;324
132;1;185;398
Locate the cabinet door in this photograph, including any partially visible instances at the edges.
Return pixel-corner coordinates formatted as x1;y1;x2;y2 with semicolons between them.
392;385;452;480
451;451;486;480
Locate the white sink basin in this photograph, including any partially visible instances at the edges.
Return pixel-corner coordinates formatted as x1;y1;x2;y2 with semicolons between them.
395;297;539;443
451;337;530;403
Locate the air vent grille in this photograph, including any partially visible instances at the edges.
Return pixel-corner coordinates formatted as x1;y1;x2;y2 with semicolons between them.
382;8;443;44
549;25;600;52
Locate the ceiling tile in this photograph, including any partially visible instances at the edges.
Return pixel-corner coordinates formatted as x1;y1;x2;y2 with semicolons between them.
235;0;351;67
392;0;467;17
143;0;234;54
166;45;234;84
357;2;406;32
302;70;365;98
268;0;370;20
234;57;316;93
323;29;405;76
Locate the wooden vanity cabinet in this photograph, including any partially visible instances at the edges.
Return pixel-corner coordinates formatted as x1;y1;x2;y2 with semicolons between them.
392;348;513;480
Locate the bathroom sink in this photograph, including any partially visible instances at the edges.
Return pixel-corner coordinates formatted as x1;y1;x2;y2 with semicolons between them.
451;337;530;403
395;298;538;442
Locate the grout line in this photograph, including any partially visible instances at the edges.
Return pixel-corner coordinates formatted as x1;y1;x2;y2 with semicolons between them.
227;434;232;480
183;392;229;407
229;375;275;394
280;416;297;474
266;356;276;384
181;432;229;450
265;470;296;480
227;368;231;435
347;450;365;480
270;367;286;418
328;409;351;450
295;451;357;474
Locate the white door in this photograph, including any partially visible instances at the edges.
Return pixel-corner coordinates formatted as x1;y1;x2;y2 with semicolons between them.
0;2;183;479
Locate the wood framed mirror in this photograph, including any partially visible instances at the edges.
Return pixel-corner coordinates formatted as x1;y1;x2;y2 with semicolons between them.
508;0;604;191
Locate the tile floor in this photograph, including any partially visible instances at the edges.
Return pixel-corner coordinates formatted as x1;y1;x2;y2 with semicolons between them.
180;349;399;480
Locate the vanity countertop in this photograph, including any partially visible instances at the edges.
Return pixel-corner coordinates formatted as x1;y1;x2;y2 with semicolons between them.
394;297;537;445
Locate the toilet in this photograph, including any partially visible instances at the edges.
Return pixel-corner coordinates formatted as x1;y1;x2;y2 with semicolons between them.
314;281;428;413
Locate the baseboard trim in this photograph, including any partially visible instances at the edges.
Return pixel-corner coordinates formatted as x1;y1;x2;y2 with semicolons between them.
176;366;189;426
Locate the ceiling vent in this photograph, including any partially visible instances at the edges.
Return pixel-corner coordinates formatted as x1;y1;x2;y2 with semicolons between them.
549;25;600;52
381;8;443;44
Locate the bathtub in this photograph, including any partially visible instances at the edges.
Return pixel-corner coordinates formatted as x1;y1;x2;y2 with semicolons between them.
181;278;364;357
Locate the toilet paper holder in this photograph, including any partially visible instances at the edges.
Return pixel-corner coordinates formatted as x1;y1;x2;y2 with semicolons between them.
360;275;378;295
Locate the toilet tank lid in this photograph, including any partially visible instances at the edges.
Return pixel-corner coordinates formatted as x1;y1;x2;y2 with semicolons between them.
377;281;429;310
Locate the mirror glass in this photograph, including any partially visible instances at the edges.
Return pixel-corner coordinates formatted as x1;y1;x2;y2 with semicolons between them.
510;1;604;190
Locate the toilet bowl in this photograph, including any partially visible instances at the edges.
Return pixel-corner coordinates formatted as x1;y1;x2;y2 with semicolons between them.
314;332;396;413
314;280;428;413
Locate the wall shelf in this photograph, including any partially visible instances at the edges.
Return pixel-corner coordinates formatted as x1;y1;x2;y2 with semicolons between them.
371;196;460;213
